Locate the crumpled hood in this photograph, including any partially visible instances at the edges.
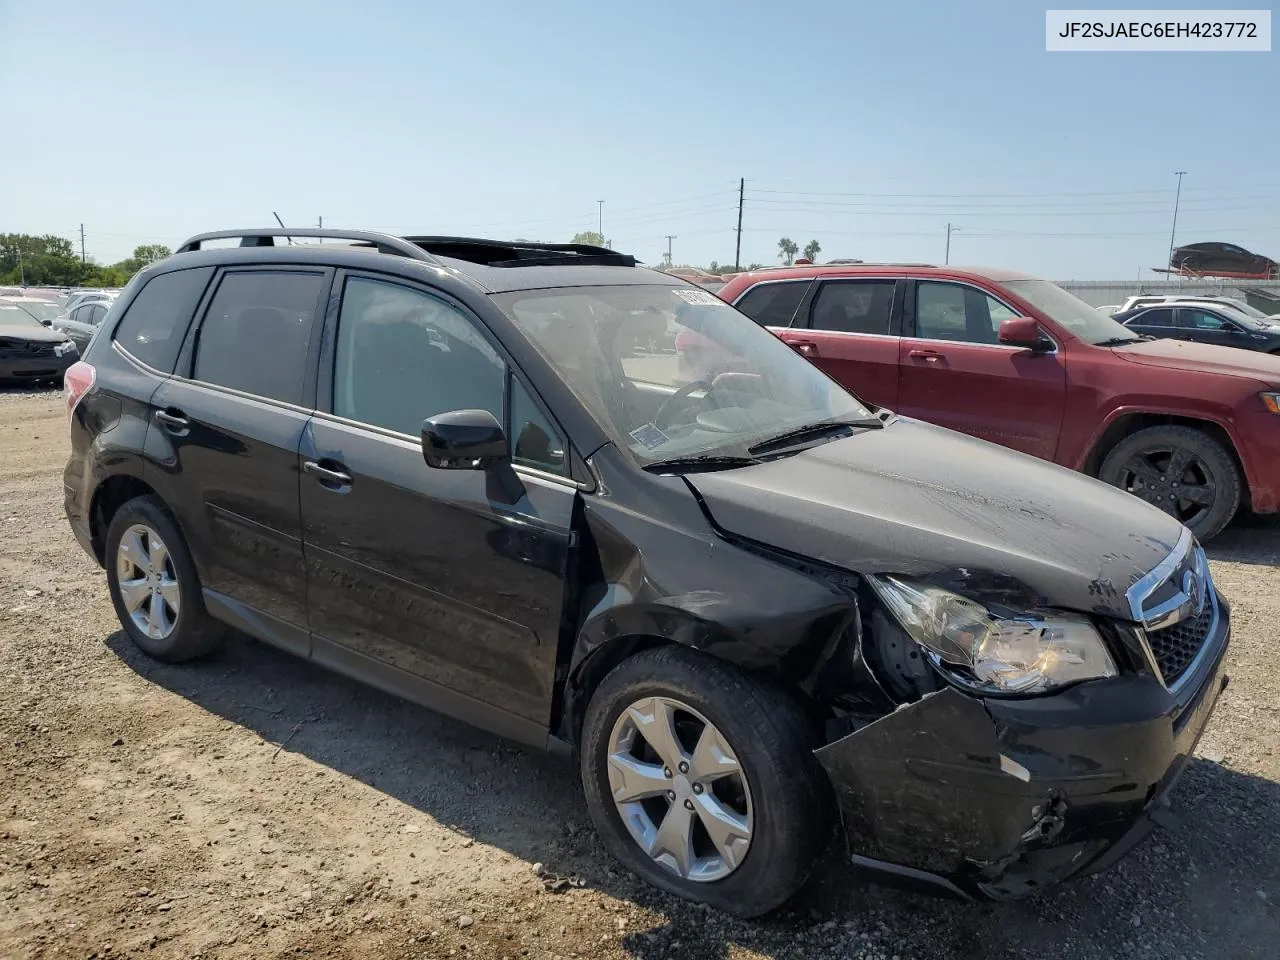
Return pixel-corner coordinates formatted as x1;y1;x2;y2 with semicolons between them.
687;418;1184;620
0;324;68;343
1113;338;1280;384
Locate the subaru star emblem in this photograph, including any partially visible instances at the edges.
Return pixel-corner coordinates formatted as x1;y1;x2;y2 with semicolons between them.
1183;568;1206;617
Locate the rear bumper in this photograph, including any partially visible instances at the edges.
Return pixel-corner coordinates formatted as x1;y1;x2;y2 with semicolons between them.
815;608;1230;900
0;353;74;381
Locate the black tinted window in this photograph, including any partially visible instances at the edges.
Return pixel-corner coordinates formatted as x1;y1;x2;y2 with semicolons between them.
510;376;567;475
334;277;504;436
112;267;213;372
735;281;808;327
193;272;324;404
1132;308;1174;328
810;281;896;335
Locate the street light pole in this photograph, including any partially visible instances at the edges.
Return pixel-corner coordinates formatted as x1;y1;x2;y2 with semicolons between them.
597;200;604;242
1168;171;1187;272
945;222;954;265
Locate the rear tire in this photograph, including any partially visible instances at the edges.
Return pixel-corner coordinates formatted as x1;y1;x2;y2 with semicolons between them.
1098;425;1240;542
579;645;829;917
105;495;228;662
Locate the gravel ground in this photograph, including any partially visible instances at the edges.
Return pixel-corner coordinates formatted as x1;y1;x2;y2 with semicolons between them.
1;388;1278;960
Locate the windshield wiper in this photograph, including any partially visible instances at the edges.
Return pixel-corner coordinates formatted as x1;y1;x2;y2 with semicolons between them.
642;455;761;473
748;418;883;455
1093;336;1144;347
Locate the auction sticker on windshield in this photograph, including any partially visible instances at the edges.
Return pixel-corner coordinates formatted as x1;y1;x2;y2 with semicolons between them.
672;288;723;306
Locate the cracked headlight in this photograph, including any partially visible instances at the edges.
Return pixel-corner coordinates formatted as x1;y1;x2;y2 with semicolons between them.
54;340;77;358
868;576;1116;694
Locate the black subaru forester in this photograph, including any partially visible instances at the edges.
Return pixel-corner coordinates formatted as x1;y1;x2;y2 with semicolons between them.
64;229;1229;916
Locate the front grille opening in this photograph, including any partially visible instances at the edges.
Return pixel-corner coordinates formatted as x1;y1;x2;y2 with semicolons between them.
1146;601;1213;686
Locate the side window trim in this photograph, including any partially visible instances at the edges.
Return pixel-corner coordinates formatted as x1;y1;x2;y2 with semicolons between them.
904;279;1057;351
802;277;904;336
109;266;216;374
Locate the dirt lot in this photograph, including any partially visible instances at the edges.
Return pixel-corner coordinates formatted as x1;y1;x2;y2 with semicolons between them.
1;388;1277;960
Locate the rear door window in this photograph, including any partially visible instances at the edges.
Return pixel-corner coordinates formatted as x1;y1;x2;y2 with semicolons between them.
734;281;809;327
192;271;325;405
112;267;215;372
809;280;896;335
1132;308;1174;328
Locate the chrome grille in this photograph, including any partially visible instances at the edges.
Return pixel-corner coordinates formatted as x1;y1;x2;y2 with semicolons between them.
1146;600;1214;687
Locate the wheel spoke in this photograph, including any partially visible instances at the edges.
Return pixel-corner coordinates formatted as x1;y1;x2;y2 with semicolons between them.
607;753;671;804
1166;448;1194;481
1178;483;1215;506
118;577;150;613
688;723;740;784
119;530;149;576
148;591;168;637
628;698;688;771
648;801;695;878
1125;459;1163;489
148;535;170;575
1154;497;1180;517
693;792;752;870
158;577;181;616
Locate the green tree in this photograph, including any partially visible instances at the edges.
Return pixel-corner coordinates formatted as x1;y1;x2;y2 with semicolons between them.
571;231;606;247
777;237;798;266
803;239;821;262
132;244;171;268
0;234;84;285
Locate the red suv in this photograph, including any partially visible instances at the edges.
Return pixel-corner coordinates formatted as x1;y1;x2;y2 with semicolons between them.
718;264;1280;541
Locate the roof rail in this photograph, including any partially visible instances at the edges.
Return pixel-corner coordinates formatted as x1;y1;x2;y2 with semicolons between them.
175;228;439;263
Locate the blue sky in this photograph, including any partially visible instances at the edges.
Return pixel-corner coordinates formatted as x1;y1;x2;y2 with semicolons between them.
3;0;1277;278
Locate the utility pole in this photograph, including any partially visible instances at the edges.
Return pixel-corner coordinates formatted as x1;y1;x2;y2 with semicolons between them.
734;177;744;271
79;224;86;264
597;200;604;242
318;216;323;243
664;235;676;267
17;247;25;286
1168;171;1187;272
944;222;953;265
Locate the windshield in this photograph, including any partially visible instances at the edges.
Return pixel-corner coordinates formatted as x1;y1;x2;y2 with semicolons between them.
10;300;60;322
1001;279;1139;344
0;305;46;329
495;284;872;465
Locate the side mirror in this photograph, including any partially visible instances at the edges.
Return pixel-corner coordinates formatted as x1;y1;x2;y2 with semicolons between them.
421;409;509;470
998;317;1050;351
40;318;53;326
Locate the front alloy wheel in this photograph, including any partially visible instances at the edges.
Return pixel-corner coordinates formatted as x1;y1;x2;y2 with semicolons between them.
607;696;753;882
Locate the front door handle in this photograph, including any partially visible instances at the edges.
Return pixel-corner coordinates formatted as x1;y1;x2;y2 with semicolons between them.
154;408;190;433
303;460;353;490
789;339;820;358
907;349;943;363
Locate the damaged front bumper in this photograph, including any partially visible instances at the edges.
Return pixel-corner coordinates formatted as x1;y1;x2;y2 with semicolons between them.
815;613;1230;901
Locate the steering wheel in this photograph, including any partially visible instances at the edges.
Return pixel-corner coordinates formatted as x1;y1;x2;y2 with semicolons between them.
653;379;714;429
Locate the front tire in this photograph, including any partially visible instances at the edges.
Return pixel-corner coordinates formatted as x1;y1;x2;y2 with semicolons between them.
1098;425;1240;541
105;495;228;662
580;646;829;917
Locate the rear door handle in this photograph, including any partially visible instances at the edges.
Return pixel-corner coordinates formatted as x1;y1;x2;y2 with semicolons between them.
303;460;353;490
153;409;190;433
907;349;943;362
789;339;820;357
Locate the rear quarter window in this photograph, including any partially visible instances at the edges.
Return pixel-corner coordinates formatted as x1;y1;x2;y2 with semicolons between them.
111;267;215;372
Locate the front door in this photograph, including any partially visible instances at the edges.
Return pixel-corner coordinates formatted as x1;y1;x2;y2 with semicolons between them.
896;279;1066;461
1176;307;1248;349
146;266;331;653
300;273;576;744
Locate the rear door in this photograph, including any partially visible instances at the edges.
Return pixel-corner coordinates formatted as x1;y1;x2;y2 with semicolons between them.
783;278;902;408
1123;306;1177;340
896;279;1066;460
145;266;331;653
299;272;576;744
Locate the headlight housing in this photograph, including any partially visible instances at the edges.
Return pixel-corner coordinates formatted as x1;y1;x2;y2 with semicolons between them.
54;340;78;358
867;576;1117;695
1261;392;1280;415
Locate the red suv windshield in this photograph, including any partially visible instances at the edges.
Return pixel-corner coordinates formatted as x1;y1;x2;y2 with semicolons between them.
1000;279;1139;345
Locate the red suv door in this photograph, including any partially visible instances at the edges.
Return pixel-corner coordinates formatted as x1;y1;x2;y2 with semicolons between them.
777;277;903;409
896;279;1066;460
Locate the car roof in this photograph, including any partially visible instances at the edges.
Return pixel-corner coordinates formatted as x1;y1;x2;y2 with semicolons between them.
165;230;688;295
726;263;1039;284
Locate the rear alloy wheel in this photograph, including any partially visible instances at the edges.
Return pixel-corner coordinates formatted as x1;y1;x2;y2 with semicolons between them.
580;646;828;917
1099;425;1240;541
105;495;228;662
